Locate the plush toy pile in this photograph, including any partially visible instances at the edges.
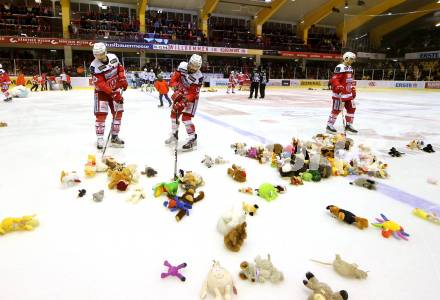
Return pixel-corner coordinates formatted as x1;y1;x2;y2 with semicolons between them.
231;133;390;187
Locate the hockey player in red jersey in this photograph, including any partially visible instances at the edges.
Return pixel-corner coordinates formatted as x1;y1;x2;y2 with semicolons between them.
0;64;12;102
164;54;203;151
90;42;128;149
326;51;358;134
227;71;237;94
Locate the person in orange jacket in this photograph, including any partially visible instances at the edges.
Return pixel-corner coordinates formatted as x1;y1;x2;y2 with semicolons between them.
16;72;26;86
154;73;171;107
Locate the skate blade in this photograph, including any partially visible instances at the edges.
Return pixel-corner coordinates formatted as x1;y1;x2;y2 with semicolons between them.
180;145;197;152
326;129;337;135
111;143;125;148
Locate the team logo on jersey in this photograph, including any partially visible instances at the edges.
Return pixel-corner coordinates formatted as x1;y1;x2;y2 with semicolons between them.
98;65;106;71
110;58;117;64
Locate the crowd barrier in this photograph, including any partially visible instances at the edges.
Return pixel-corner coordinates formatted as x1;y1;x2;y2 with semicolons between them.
7;76;440;90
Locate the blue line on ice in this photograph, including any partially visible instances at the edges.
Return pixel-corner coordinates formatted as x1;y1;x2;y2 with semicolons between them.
198;111;440;215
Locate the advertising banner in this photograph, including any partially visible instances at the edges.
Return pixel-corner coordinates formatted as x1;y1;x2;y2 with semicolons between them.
405;50;440;60
279;51;340;59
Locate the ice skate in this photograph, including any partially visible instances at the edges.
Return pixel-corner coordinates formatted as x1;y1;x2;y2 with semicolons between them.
345;124;358;134
164;133;177;145
182;134;197;152
111;135;125;148
97;137;104;150
3;96;12;102
326;124;337;134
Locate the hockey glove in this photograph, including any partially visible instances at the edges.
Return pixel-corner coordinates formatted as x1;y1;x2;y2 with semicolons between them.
112;90;124;104
351;87;356;99
118;78;128;91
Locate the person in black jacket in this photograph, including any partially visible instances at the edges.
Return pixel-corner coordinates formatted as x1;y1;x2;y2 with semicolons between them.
249;68;260;99
259;69;268;99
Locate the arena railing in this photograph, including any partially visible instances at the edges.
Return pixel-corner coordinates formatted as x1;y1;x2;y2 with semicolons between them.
2;57;438;82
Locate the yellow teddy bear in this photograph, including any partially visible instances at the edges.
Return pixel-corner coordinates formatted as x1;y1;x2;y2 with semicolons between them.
0;215;39;236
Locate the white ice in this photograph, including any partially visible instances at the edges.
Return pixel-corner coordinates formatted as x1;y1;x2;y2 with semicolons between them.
1;87;440;300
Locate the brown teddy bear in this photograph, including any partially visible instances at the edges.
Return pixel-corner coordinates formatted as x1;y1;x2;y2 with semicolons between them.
326;205;368;230
175;188;205;222
227;164;247;182
224;222;247;252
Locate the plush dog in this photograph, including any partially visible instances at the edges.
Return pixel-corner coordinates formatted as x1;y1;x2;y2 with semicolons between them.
224;222;247;252
326;205;368;229
242;202;259;216
175;189;205;221
108;164;139;191
279;154;309;177
179;169;204;190
0;121;7;127
350;177;377;190
0;215;39;236
311;254;368;279
303;272;348;300
239;254;283;283
227;164;247;182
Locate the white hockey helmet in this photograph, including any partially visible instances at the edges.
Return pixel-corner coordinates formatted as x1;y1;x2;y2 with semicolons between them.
150;69;153;72
0;68;4;74
0;64;2;68
93;42;107;57
144;68;148;72
342;51;356;63
188;54;202;73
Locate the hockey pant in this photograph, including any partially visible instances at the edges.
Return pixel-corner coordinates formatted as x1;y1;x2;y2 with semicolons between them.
259;84;266;98
31;84;39;91
327;98;356;126
94;91;124;138
249;82;259;98
170;100;198;140
1;86;10;99
227;82;235;92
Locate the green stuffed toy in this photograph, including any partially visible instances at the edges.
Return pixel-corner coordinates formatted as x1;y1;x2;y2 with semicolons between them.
153;180;179;198
301;172;313;182
309;170;322;182
256;183;280;202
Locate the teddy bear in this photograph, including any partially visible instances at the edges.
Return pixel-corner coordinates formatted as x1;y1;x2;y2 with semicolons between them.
303;272;348;300
231;142;247;156
107;164;139;191
227;164;247;182
0;121;7;127
217;206;247;235
179;169;204;190
174;188;205;221
224;222;247;252
239;254;283;283
326;205;368;230
0;215;39;236
279;154;309;177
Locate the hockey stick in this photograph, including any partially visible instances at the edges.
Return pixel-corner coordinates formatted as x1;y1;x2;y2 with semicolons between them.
173;107;179;180
102;89;123;158
339;93;347;135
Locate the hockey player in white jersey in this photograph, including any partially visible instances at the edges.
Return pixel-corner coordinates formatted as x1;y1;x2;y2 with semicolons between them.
164;54;203;151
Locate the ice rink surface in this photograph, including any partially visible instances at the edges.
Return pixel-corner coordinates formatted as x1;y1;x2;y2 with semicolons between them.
1;87;440;300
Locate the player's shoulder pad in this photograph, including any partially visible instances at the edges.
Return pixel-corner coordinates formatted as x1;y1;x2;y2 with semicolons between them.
178;62;188;73
334;64;352;73
107;53;119;65
90;59;102;74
